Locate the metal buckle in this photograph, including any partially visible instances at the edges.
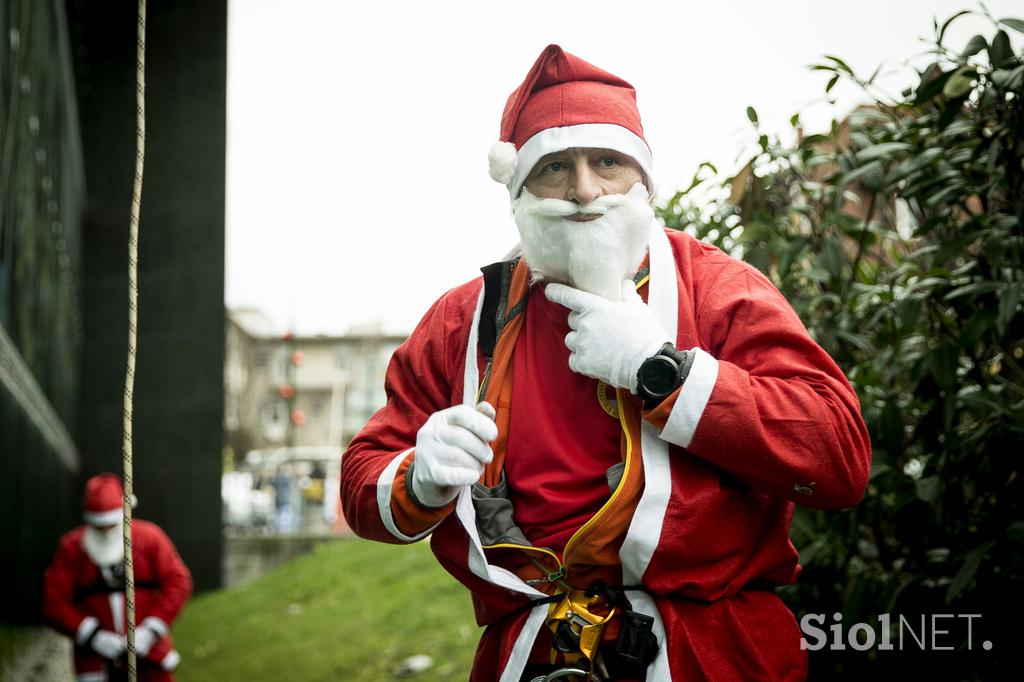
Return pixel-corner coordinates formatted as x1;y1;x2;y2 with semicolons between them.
529;668;590;682
525;566;566;586
545;590;615;674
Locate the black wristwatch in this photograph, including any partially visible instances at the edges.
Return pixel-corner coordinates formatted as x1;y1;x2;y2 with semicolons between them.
636;343;691;405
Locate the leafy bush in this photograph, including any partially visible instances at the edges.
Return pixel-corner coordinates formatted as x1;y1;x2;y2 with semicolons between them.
658;8;1023;678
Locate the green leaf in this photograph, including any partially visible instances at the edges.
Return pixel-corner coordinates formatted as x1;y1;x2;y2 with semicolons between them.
916;65;953;103
992;63;1024;90
850;131;872;150
837;329;872;352
837;160;884;188
798;538;826;567
899;296;923;331
942;66;976;98
997;282;1021;336
944;281;1001;300
1008;521;1024;543
938;10;973;45
746;106;759;125
805;268;832;283
825;54;854;75
868;463;891;481
959;308;998;348
821;236;844;279
826;73;840;94
915;475;940;502
961;34;987;59
945;542;995;604
880;399;904;456
929;343;959;389
854;142;911;163
998;17;1024;33
988;30;1012;67
883;148;944;186
938;92;970;129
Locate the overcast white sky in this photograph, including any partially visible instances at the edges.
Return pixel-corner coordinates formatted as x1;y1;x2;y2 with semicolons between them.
225;0;1021;336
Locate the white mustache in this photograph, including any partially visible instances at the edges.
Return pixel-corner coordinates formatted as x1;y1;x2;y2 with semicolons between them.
527;193;633;218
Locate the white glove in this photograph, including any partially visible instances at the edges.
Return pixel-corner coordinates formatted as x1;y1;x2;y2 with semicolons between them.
91;629;127;660
134;626;157;657
411;403;498;508
545;280;670;393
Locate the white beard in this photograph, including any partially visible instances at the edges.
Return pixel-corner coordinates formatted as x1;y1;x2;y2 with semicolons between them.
82;520;125;566
512;182;653;301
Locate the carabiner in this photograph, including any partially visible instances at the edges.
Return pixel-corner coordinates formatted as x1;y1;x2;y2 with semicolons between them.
529;667;590;682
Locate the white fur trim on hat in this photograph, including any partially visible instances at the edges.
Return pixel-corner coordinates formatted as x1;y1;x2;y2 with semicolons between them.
84;508;122;526
510;123;654;198
488;141;518;186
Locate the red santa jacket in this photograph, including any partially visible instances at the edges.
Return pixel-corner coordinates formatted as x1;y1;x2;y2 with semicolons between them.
341;225;871;681
42;519;193;671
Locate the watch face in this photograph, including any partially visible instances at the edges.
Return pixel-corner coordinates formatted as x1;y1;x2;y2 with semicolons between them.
640;356;678;398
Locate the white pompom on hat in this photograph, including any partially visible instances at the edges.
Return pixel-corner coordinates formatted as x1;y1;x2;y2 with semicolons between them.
487;141;519;186
488;44;654;198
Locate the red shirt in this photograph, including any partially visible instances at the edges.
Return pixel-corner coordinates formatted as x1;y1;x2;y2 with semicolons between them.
504;283;622;556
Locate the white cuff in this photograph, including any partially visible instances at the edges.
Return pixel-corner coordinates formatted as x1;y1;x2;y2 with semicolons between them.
376;449;440;542
660;348;718;448
75;616;100;645
161;649;182;671
141;616;169;637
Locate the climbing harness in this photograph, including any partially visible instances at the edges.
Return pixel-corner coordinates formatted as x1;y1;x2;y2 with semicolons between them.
535;582;658;682
473;259;660;681
544;589;615;680
121;1;147;681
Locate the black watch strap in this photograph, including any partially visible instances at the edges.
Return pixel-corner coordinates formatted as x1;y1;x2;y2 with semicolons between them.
637;343;694;406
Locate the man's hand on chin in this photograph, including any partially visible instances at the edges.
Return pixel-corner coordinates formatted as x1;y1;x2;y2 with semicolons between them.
545;280;669;392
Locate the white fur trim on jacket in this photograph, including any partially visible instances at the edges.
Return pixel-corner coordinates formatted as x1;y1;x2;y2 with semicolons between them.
458;283;545;597
376;449;439;541
509;123;654;197
497;604;549;682
456;278;555;682
628;590;672;681
161;649;182;671
659;348;719;448
141;616;169;637
75;616;100;645
621;221;677;584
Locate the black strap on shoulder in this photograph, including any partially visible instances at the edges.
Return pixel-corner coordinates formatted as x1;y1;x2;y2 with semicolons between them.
478;262;506;358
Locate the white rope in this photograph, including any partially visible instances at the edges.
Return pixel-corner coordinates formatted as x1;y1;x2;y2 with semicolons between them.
122;1;146;680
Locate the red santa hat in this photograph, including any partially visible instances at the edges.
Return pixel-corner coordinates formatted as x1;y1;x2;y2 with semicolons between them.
83;473;125;526
488;44;654;197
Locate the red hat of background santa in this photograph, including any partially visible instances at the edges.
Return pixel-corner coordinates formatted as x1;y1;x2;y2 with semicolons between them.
488;44;654;197
83;473;124;526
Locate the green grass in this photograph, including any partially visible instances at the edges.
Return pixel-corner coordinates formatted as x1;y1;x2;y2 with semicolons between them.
174;538;480;681
0;623;31;674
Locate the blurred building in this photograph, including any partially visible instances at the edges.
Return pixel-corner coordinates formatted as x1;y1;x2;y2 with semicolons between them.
0;0;226;624
223;308;405;534
225;308;405;456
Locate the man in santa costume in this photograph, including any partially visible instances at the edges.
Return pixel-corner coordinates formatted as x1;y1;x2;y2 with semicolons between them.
341;45;870;682
42;474;193;682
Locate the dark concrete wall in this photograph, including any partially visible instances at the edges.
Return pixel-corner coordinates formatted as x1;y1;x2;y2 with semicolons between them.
68;0;226;592
0;389;78;622
1;0;86;624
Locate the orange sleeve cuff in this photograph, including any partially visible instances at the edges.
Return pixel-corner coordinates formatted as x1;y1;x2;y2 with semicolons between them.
389;451;456;536
640;385;683;430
